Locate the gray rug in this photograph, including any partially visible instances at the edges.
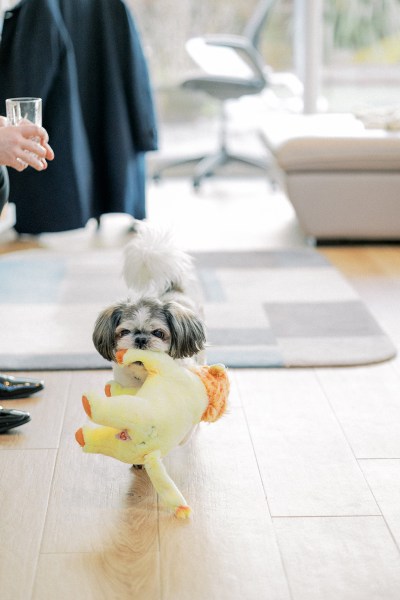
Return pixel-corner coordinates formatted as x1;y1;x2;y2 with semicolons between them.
0;247;395;369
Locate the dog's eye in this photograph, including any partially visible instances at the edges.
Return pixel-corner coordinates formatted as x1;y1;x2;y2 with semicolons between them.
152;329;165;340
117;329;131;338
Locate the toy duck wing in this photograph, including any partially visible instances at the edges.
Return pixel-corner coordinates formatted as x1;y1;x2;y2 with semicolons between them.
82;392;155;429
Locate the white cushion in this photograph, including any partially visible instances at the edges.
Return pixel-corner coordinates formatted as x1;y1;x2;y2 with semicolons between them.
260;113;400;172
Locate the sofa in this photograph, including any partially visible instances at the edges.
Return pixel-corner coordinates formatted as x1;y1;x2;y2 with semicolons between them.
260;113;400;243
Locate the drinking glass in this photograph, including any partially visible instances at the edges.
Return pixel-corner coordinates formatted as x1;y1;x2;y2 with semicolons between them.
5;98;43;169
6;97;42;126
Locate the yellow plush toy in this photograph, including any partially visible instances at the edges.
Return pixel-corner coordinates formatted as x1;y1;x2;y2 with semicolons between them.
75;348;229;519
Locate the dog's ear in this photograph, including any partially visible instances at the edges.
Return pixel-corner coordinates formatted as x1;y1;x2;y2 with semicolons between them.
92;304;124;361
163;301;206;359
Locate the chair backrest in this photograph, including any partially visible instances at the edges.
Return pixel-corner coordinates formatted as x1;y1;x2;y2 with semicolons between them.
242;0;278;49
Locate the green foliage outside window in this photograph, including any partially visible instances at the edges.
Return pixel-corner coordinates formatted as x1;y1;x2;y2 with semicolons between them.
325;0;400;63
326;0;400;48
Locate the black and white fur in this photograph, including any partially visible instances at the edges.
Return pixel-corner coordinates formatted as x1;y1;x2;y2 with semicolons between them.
92;224;206;388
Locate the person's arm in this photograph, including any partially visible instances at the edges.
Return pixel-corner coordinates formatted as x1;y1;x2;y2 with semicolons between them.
0;116;54;171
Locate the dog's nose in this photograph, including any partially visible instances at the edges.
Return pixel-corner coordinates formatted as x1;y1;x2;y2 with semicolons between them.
135;336;147;349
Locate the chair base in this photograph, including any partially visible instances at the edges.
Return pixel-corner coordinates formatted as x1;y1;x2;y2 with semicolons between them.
152;148;269;189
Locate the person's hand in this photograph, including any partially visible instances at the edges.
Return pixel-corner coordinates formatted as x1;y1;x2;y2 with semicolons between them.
0;116;55;171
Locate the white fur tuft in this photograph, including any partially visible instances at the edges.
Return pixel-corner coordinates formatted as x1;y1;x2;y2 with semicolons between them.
122;224;193;295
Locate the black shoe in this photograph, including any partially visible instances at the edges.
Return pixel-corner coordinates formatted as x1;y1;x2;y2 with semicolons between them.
0;406;31;433
0;374;44;400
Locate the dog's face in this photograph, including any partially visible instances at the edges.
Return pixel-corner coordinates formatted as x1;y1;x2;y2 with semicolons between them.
93;297;206;362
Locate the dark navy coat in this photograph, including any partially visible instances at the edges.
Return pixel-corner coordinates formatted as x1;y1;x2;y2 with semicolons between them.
0;0;157;234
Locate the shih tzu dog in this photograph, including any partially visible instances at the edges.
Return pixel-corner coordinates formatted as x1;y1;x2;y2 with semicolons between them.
92;224;206;389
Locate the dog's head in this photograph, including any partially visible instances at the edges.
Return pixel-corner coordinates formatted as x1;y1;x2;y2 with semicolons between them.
93;297;206;362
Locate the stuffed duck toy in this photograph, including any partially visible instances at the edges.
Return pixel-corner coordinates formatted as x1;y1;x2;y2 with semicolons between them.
75;348;229;519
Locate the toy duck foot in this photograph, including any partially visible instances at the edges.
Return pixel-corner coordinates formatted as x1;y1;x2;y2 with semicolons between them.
175;505;192;520
82;395;92;418
75;427;85;447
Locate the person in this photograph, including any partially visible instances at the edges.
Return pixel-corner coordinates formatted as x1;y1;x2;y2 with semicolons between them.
0;116;54;432
0;0;157;235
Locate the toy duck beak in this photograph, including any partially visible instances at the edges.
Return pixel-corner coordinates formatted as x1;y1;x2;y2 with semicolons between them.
116;349;127;364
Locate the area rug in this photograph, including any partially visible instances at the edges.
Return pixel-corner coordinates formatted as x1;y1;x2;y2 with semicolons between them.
0;247;395;370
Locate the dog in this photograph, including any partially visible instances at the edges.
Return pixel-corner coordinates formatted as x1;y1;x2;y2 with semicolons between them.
92;223;206;389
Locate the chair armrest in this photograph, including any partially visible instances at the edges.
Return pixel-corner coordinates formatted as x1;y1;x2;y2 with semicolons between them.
186;35;266;82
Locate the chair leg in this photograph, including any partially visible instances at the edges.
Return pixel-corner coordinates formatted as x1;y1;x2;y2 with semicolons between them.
192;149;269;188
225;152;270;171
193;149;229;188
152;154;208;181
151;99;270;188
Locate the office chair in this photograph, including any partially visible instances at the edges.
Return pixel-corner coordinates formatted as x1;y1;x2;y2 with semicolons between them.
152;0;278;189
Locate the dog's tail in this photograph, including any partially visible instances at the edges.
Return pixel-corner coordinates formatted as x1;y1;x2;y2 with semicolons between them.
122;223;193;295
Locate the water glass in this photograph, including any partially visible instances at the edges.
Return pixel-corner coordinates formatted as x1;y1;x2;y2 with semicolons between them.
6;97;42;126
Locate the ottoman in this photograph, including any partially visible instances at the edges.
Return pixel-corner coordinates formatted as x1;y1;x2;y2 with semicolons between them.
260;113;400;242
